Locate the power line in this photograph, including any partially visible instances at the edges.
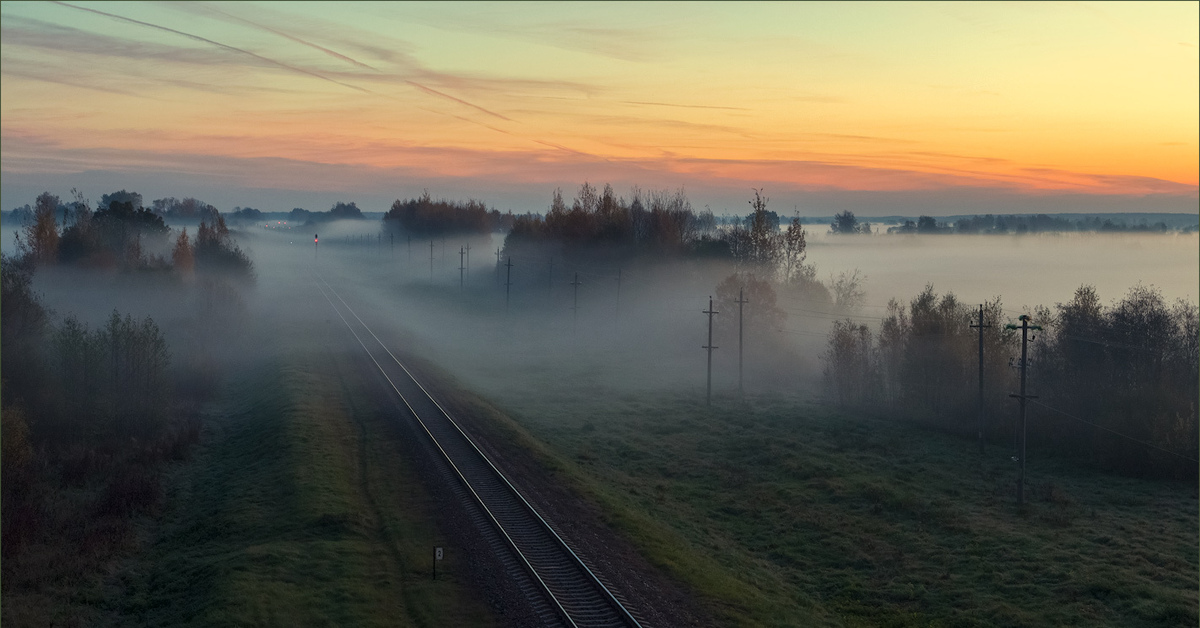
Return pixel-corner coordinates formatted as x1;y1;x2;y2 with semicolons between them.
1057;333;1161;354
1030;399;1198;463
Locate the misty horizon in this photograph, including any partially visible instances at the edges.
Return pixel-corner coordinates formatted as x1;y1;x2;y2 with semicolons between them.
2;2;1196;626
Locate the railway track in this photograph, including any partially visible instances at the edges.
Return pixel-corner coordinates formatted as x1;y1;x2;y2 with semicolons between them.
315;275;645;628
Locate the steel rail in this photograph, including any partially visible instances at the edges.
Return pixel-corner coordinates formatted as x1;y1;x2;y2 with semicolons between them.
315;275;643;628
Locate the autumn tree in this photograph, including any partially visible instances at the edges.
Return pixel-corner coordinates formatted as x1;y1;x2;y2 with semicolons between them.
742;189;776;269
195;216;253;279
17;192;61;265
173;228;194;275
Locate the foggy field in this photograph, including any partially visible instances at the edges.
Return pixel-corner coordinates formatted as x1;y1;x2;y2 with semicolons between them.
460;383;1198;627
264;224;1197;627
802;231;1200;309
7;219;1198;319
3;217;1196;626
3;3;1197;625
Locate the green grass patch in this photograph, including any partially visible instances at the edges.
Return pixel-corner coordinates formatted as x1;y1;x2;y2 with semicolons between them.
93;322;497;627
443;376;1198;628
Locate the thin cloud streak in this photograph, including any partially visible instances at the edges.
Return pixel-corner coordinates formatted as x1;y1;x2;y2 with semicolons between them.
51;2;373;94
403;80;512;122
623;101;750;112
0;67;139;97
46;3;518;128
197;4;379;71
1;17;255;67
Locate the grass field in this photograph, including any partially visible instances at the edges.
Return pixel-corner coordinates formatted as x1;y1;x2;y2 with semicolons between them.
446;372;1198;628
72;321;497;627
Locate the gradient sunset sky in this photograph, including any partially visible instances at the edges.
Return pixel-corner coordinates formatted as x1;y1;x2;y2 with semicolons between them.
2;1;1197;216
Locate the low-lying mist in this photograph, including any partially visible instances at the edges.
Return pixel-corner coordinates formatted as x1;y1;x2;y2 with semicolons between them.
222;222;1198;422
805;231;1199;309
9;210;1196;411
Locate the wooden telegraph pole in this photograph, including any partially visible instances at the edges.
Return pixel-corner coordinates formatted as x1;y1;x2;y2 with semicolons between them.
615;268;622;321
459;246;465;290
703;296;719;406
1006;314;1041;506
736;287;749;397
504;257;514;313
970;304;991;454
570;272;582;334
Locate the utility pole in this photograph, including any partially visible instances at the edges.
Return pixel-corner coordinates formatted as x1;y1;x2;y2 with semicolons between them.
736;287;749;397
970;304;991;454
504;257;514;313
495;247;501;285
570;272;582;333
429;240;435;281
1005;314;1040;506
702;296;719;406
459;246;465;290
615;268;622;321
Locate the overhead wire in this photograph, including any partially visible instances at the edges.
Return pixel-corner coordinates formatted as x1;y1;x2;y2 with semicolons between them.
1029;399;1197;463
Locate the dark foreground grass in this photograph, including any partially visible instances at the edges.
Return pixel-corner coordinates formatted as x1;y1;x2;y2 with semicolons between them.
88;323;497;627
455;379;1197;628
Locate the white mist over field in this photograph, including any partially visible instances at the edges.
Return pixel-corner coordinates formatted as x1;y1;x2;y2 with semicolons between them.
804;231;1200;311
5;213;1197;405
223;222;1200;404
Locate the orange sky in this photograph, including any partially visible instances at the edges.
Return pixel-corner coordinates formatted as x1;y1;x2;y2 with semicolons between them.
1;2;1196;214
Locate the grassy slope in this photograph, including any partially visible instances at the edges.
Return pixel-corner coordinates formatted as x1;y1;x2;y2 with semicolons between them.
445;376;1197;628
97;321;497;627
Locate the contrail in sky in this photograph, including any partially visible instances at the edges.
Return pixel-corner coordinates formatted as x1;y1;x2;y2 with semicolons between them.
52;1;373;95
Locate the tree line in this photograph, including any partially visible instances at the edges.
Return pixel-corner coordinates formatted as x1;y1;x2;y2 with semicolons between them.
2;258;190;556
502;183;719;260
486;184;865;349
3;188;257;584
822;284;1198;479
897;214;1183;234
381;191;514;236
13;190;252;279
822;210;1194;235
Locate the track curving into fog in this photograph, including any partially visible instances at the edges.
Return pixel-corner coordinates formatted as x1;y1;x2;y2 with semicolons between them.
314;274;645;628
